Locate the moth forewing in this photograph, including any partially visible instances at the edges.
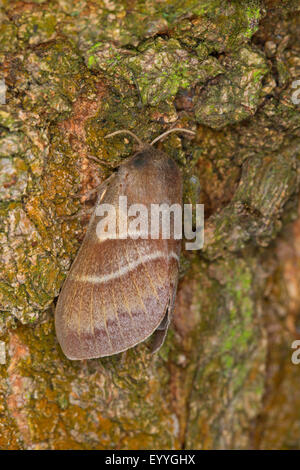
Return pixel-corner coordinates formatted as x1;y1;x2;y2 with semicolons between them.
55;143;183;360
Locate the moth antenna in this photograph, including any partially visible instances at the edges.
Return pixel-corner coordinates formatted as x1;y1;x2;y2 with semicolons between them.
105;130;144;148
150;128;195;146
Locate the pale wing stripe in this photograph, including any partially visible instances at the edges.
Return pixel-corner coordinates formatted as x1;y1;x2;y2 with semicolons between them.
70;251;179;285
96;230;183;243
71;250;165;284
97;230;150;242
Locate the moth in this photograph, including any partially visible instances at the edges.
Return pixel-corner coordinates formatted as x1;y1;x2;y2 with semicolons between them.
55;128;195;360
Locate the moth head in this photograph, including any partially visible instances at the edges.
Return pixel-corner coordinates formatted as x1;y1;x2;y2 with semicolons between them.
105;128;196;179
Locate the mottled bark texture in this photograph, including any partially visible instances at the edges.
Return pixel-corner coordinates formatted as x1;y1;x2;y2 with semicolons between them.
0;0;300;450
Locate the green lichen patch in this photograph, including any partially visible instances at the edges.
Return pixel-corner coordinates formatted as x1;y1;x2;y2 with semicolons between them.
0;19;18;54
86;38;224;106
184;256;266;449
0;157;28;201
0;202;65;324
203;143;299;259
16;11;58;46
0;316;179;449
194;46;269;128
20;40;88;121
0;128;31;158
60;0;262;53
171;0;262;52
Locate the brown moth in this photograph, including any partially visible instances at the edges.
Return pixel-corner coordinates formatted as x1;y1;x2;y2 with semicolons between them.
55;128;195;360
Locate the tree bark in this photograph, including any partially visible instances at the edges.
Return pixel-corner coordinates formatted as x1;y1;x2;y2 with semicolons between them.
0;0;299;449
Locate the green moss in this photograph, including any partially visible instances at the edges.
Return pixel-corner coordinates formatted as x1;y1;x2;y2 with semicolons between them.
0;22;18;53
87;38;224;106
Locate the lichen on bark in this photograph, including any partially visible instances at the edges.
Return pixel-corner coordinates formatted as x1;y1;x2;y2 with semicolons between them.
0;0;300;450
